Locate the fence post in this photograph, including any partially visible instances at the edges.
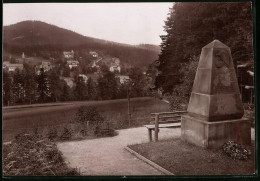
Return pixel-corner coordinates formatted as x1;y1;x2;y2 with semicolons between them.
154;113;159;142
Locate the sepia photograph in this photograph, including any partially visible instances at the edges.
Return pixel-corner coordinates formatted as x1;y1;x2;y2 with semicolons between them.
2;1;256;177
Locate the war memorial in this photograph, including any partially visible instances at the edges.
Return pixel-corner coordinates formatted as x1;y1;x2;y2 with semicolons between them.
181;40;251;148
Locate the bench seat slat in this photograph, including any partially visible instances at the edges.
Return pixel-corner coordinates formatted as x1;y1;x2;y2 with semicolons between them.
144;122;181;129
150;120;181;124
151;115;182;119
150;111;187;115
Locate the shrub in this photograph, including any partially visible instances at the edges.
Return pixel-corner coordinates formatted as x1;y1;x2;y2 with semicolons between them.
95;121;117;137
3;133;79;176
74;106;105;136
73;106;117;137
222;141;252;160
60;126;72;141
167;56;199;110
47;127;58;141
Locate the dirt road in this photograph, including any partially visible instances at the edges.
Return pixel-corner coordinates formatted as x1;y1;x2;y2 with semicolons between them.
57;127;181;175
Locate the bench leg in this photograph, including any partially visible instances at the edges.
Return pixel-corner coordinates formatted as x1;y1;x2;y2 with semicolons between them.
155;128;160;142
148;129;152;142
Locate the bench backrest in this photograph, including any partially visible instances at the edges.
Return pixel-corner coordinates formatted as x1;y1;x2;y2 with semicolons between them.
150;111;187;141
151;111;187;120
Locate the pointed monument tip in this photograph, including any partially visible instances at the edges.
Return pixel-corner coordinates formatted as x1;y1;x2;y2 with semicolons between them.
203;39;229;49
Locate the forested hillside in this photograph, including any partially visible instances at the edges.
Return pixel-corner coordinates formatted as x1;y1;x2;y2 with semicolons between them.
3;21;159;68
155;2;253;93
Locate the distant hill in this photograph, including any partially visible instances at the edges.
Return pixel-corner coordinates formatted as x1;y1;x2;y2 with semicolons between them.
3;21;160;68
136;44;161;54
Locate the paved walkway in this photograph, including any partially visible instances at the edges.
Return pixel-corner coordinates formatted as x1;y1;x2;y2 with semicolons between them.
57;127;181;175
57;127;255;175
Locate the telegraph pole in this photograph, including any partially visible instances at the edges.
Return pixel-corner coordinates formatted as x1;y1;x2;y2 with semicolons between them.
127;86;131;126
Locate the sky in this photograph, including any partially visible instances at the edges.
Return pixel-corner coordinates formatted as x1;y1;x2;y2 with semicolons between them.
3;3;173;45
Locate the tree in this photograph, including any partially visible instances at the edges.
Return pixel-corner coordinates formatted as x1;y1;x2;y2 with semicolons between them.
60;83;71;101
74;106;105;136
23;63;37;104
12;68;25;104
10;57;17;63
62;66;70;77
36;68;50;103
167;56;199;110
97;71;118;100
3;70;13;106
155;2;253;94
118;83;128;99
128;67;147;97
86;77;97;100
48;69;63;102
100;64;109;73
74;76;87;101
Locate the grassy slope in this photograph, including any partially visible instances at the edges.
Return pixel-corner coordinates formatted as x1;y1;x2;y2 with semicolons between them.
3;97;169;142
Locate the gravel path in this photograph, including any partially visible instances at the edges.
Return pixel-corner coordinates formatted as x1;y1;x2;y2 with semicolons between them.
57;127;255;175
57;127;181;175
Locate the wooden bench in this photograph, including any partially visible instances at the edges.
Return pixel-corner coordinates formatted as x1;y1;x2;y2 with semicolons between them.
144;111;187;142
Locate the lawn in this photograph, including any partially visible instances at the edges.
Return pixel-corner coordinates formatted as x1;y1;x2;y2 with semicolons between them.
129;138;255;175
3;97;170;142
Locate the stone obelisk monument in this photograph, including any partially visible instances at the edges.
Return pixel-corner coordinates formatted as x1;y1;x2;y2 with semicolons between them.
181;40;251;148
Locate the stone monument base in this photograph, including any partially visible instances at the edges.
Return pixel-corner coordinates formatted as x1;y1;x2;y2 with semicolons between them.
181;115;251;148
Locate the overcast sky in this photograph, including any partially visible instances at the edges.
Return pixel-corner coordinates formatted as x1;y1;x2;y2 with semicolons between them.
3;3;173;45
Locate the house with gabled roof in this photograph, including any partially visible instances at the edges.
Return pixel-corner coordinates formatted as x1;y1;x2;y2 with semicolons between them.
35;61;53;75
3;61;24;72
67;60;79;69
109;58;121;73
116;75;130;84
89;51;98;58
109;63;121;73
63;50;74;59
78;74;88;83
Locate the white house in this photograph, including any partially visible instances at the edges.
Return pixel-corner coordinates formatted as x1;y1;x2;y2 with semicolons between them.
109;58;121;73
109;65;121;73
78;74;88;83
67;60;79;69
3;61;24;72
117;75;130;84
89;51;98;58
36;61;53;74
62;77;74;88
91;61;99;68
63;50;74;59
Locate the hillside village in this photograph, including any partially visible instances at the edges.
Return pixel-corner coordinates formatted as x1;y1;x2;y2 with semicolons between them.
3;50;133;88
2;21;159;106
3;48;153;106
